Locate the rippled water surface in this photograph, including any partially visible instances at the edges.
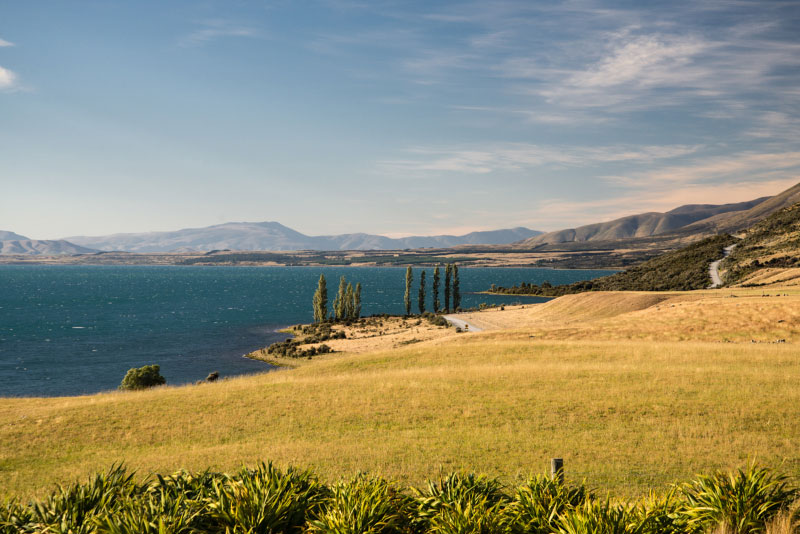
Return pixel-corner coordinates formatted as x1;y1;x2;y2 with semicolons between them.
0;265;615;396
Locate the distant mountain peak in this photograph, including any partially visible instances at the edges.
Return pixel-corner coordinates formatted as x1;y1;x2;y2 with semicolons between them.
0;238;97;256
0;230;29;241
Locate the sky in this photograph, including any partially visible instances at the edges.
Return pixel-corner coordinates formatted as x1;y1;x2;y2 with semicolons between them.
2;0;800;239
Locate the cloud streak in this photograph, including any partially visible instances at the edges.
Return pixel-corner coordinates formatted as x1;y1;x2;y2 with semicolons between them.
379;143;702;175
0;37;14;47
179;21;258;47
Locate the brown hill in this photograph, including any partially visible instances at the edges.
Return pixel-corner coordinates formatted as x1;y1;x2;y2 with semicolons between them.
519;182;800;248
679;181;800;236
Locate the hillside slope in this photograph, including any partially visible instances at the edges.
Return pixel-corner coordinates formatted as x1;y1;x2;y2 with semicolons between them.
520;197;768;246
0;230;29;241
682;181;800;236
492;234;737;295
721;202;800;286
0;239;97;255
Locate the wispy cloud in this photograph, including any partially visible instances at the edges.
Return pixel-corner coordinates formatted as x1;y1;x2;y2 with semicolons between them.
0;38;14;47
608;151;800;187
378;142;702;175
0;65;17;90
179;21;258;47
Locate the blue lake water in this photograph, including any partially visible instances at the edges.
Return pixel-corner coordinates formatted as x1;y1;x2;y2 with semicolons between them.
0;265;615;397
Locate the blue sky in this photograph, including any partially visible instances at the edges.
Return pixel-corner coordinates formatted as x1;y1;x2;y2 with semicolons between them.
2;0;800;239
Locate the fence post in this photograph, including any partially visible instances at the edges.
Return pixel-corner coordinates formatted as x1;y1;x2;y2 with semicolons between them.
551;458;564;484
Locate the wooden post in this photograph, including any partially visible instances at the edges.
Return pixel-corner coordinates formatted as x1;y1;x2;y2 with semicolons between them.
551;458;564;484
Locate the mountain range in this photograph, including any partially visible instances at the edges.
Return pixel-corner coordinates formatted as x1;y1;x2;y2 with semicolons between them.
3;181;799;255
59;224;542;253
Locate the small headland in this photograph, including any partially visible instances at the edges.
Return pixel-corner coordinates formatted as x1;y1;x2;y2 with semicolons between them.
246;313;454;366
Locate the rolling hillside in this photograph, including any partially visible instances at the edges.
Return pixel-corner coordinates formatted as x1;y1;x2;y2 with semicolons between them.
721;202;800;286
519;197;768;246
519;181;800;248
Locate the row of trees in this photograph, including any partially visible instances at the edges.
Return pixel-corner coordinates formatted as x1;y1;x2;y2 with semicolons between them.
405;263;460;315
312;275;362;323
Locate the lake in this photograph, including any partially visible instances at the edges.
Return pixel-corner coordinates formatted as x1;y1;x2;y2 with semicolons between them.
0;265;615;397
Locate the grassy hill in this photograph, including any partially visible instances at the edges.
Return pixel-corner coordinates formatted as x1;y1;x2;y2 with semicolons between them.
722;203;800;286
491;234;736;296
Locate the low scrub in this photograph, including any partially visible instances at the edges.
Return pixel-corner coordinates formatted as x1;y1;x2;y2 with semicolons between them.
3;463;799;534
267;339;334;359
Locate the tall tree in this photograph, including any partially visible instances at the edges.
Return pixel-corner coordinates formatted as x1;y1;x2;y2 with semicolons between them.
333;275;347;321
452;264;461;311
312;274;328;323
444;263;452;313
404;266;412;316
432;265;441;313
344;282;355;320
418;270;426;314
354;282;362;319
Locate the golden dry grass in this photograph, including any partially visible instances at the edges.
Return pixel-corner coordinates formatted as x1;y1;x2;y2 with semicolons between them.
2;287;800;501
457;288;800;343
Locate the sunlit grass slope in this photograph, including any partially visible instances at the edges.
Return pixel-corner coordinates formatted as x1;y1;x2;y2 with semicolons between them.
3;332;800;499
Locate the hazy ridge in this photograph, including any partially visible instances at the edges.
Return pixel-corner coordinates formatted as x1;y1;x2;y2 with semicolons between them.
62;223;542;253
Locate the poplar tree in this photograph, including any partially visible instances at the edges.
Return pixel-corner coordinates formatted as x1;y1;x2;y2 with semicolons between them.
354;283;362;319
333;275;347;321
404;266;412;316
418;270;426;314
444;263;452;313
344;282;355;320
432;265;441;313
452;264;461;311
312;274;328;323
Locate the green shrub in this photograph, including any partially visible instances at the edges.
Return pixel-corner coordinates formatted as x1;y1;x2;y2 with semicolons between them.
119;365;166;391
0;499;31;534
308;475;411;534
414;473;507;533
93;489;201;534
681;464;798;534
208;462;324;534
27;465;138;534
556;499;643;534
504;475;590;534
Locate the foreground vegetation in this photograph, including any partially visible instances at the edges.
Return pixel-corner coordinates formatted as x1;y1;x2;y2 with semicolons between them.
2;462;799;533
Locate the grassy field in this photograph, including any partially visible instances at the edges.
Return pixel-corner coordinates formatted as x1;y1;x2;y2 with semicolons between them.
2;288;800;501
2;296;799;501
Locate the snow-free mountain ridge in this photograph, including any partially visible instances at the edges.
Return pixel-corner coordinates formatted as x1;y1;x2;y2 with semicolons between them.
64;223;543;253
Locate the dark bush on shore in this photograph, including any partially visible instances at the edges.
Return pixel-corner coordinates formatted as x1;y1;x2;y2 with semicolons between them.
298;323;347;342
118;364;166;391
3;463;797;534
267;339;334;359
421;312;450;327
